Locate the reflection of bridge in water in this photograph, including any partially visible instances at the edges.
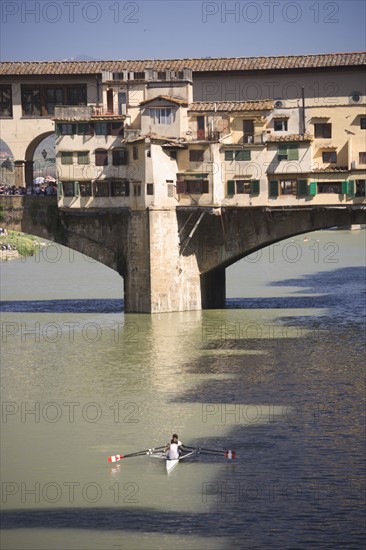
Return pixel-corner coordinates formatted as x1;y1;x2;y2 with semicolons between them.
0;195;365;313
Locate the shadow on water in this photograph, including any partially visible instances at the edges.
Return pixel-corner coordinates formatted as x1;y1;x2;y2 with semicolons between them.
228;266;366;326
1;267;365;547
0;508;221;533
0;298;124;313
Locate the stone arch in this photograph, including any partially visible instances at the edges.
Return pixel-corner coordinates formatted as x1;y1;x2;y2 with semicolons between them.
24;131;56;186
0;139;15;186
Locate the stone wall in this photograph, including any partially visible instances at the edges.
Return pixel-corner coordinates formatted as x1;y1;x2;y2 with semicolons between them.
0;196;63;242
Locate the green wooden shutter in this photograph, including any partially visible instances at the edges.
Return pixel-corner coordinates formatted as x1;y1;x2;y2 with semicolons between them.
227;180;235;196
57;181;63;197
269;180;278;197
348;180;355;197
278;144;287;158
288;144;299;161
298;179;308;195
251;180;260;194
235;150;251;161
74;181;80;196
225;150;234;161
341;180;349;194
309;182;317;196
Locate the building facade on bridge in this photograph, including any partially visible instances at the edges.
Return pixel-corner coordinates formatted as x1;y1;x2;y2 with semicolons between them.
1;52;365;207
0;53;365;313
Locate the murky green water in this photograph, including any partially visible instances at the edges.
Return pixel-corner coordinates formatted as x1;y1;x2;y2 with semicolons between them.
1;230;365;549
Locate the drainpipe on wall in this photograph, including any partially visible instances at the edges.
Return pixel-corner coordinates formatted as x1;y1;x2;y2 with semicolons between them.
96;76;101;105
301;87;306;135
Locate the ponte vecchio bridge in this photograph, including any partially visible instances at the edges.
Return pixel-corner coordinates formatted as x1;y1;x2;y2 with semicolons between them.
0;53;365;312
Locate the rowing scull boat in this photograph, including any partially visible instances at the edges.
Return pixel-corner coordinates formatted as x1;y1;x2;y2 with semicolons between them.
150;449;197;473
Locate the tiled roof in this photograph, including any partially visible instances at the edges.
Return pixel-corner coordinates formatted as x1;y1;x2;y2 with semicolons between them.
189;100;274;112
266;133;313;142
1;52;365;75
140;95;188;106
311;166;349;172
122;133;183;145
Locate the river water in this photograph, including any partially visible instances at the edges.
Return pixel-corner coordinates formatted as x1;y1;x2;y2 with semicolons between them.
1;229;365;550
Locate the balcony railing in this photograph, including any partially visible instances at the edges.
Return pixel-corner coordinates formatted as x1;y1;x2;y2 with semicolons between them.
91;105;125;117
54;105;125;120
54;105;93;120
189;130;222;141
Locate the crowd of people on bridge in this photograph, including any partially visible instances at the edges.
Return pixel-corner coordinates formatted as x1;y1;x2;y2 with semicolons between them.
0;183;57;196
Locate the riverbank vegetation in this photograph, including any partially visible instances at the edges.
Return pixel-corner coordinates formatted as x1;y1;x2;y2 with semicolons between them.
0;229;46;260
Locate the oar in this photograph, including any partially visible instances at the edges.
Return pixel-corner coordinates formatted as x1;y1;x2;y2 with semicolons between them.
182;446;236;459
108;446;165;463
197;447;236;459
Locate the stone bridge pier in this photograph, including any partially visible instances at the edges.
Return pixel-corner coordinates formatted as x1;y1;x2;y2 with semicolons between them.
59;205;365;313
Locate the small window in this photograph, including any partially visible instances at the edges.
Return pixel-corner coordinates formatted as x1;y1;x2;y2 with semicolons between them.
322;151;337;163
77;123;91;135
112;149;127;166
95;122;108;135
133;145;138;160
243;119;254;143
0;84;13;117
146;147;151;158
236;180;252;194
189;150;204;162
62;182;75;196
134;184;141;196
149;108;172;124
110;122;124;136
359;152;366;164
95;149;108;166
225;150;251;161
186;179;209;194
314;123;332;138
134;72;145;80
228;180;260;195
21;86;41;116
361;118;366;130
280;180;297;195
318;182;342;193
111;180;130;196
58;123;76;135
277;144;299;161
80;182;92;196
157;71;166;80
77;151;89;165
274;119;288;131
355;180;365;197
146;183;154;195
95;181;110;197
235;150;251;161
60;152;73;165
45;87;64;115
67;86;87;106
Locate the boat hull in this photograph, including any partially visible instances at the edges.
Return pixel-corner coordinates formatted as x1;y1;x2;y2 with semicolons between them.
149;450;196;473
166;458;179;473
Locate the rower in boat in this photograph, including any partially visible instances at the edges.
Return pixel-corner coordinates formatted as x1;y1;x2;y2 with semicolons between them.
166;434;188;458
166;436;180;460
